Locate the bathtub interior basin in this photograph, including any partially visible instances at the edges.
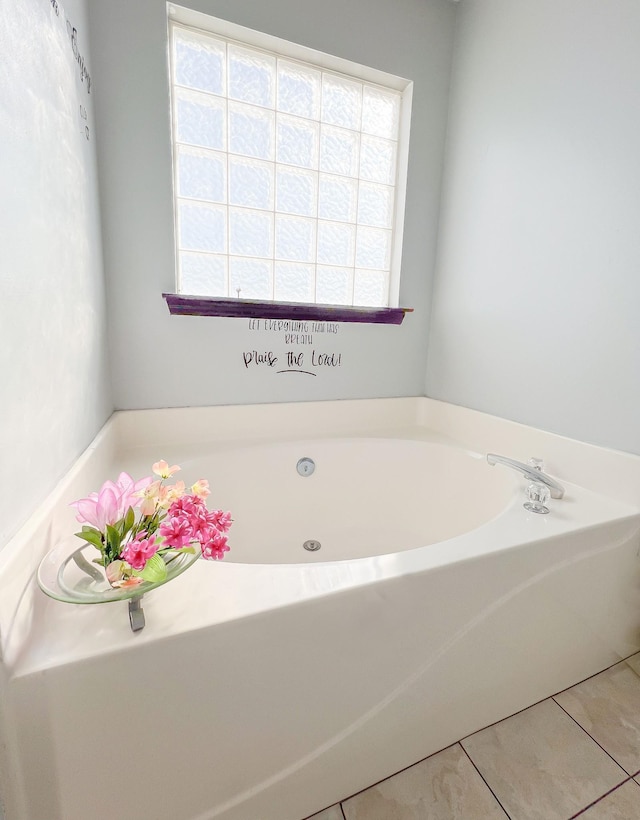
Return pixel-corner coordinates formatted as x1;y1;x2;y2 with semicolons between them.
145;438;515;563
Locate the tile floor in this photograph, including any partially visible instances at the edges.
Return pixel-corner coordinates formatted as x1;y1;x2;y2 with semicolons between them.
305;653;640;820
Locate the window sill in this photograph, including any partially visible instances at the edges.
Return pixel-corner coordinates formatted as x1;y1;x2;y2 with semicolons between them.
163;294;412;325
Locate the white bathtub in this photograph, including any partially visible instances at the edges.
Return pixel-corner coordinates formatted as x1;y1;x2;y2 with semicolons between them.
1;398;639;820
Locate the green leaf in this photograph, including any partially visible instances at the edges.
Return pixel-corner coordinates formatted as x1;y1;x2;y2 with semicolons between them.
137;553;168;584
104;524;122;564
74;530;103;549
123;506;135;535
105;524;121;550
114;515;127;537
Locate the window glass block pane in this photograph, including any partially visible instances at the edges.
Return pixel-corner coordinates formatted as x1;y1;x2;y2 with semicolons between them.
228;45;275;108
321;75;362;130
362;86;401;139
179;252;227;296
171;25;407;309
316;265;353;305
178;201;226;253
358;182;394;228
353;269;389;306
229;157;274;210
275;215;316;262
318;174;357;222
229;207;273;258
360;135;396;184
274;262;315;302
277;61;321;120
319;125;359;176
174;30;225;96
175;89;226;151
276;115;319;169
317;221;355;266
177;146;226;203
355;226;392;270
276;167;317;217
229;102;274;160
229;257;273;300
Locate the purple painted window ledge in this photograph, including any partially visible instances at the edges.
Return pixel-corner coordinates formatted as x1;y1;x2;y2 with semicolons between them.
163;294;412;325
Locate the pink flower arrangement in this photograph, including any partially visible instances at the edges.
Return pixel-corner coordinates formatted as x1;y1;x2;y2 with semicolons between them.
71;460;231;588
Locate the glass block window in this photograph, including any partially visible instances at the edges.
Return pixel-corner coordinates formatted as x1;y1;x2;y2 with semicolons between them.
168;10;412;308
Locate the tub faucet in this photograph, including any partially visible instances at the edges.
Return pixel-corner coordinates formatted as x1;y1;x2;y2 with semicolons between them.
486;454;565;499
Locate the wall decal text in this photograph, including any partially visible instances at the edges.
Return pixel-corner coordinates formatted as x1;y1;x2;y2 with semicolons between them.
243;319;343;376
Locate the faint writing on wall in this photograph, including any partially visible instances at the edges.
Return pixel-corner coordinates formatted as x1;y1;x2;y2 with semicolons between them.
79;104;90;140
46;0;92;93
66;19;91;93
247;318;339;346
45;0;93;139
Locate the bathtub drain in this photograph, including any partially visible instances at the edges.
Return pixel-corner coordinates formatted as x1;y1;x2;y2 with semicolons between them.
303;540;321;552
297;457;315;477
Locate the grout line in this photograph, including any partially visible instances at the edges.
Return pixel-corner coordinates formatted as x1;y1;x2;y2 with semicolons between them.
300;651;640;820
339;803;347;820
459;743;511;818
457;650;640;746
567;777;632;819
329;741;463;805
560;650;640;689
552;698;632;776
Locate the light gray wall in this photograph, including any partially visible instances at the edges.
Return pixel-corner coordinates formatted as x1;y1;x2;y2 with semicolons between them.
87;0;457;410
427;0;640;454
0;0;112;550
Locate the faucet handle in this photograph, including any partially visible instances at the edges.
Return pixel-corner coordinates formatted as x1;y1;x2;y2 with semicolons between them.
524;482;550;515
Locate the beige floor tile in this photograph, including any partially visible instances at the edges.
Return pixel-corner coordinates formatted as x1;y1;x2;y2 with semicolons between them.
305;806;343;820
341;743;506;820
577;780;640;819
555;660;640;774
461;699;626;820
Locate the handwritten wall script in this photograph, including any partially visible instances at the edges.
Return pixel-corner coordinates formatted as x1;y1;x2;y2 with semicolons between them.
243;319;343;376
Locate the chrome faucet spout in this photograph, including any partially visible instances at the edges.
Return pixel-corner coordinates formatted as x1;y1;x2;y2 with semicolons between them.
486;454;565;500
